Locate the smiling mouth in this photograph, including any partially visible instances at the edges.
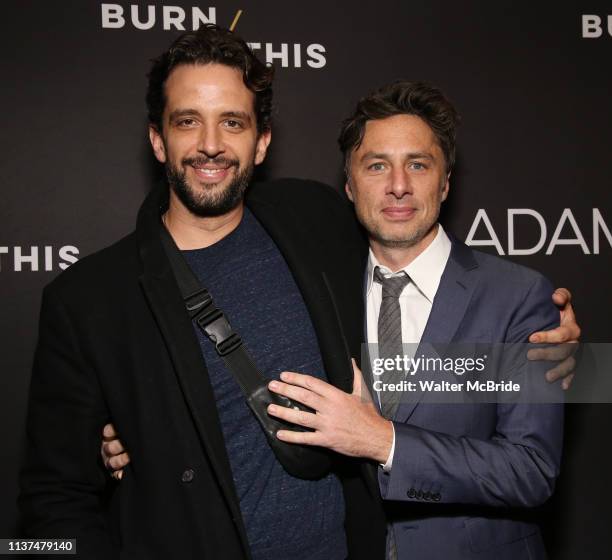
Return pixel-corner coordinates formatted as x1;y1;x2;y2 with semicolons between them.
192;165;230;177
185;157;238;182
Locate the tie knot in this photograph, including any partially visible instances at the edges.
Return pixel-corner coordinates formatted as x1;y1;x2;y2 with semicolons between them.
374;267;410;298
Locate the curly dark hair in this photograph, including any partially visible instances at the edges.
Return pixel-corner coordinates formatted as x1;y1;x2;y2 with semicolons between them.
338;81;460;174
146;25;274;133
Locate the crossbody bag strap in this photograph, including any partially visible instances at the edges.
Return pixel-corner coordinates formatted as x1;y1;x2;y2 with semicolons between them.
159;224;265;396
159;222;332;480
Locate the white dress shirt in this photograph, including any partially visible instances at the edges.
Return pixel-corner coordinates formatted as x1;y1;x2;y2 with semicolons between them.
366;224;452;471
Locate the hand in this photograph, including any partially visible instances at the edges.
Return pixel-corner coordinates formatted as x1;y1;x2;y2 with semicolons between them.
267;359;393;463
101;423;130;481
528;288;581;390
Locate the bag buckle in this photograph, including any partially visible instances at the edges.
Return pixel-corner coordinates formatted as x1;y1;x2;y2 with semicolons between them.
196;311;242;356
185;288;213;315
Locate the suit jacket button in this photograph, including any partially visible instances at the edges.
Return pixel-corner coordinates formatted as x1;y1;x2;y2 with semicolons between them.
181;468;195;483
407;488;417;499
422;491;431;501
415;490;423;500
432;492;441;501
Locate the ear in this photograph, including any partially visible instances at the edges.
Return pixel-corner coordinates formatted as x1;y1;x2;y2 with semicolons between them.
344;179;354;203
149;125;166;164
254;129;272;165
441;172;450;202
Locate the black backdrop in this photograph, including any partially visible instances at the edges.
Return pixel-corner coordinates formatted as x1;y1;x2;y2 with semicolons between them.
1;1;611;557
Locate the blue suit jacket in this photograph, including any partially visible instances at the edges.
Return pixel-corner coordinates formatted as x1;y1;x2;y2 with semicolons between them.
370;237;563;559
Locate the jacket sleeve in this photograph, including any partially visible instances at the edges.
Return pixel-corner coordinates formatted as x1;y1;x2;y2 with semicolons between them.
378;274;564;508
18;286;118;558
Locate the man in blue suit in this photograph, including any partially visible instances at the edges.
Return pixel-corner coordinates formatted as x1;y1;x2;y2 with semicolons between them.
267;81;563;559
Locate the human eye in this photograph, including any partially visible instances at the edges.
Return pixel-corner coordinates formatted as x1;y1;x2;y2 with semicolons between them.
409;161;427;171
176;117;198;128
367;161;386;172
223;119;244;130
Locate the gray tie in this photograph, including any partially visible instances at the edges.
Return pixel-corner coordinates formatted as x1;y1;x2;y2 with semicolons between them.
375;267;410;560
374;267;410;419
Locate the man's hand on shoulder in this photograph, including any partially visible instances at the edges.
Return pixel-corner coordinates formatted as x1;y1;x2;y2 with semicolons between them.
101;423;130;480
528;288;581;390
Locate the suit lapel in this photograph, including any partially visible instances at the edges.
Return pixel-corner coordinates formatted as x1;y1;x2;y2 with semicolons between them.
392;239;480;423
136;188;250;555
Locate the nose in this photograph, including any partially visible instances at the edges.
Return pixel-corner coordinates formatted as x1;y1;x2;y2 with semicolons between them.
387;166;413;198
196;123;224;157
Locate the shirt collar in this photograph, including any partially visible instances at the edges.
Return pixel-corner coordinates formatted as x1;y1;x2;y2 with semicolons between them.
366;224;452;302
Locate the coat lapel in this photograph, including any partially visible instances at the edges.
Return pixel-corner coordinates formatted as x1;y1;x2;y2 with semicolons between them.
392;239;480;424
136;187;250;556
246;193;356;393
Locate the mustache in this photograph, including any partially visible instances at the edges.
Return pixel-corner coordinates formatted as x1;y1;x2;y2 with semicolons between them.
182;156;239;168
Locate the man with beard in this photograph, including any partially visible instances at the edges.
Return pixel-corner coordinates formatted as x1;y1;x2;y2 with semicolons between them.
19;27;578;560
19;26;386;560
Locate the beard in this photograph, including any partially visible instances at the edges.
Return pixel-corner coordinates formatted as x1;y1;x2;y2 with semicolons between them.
165;155;254;217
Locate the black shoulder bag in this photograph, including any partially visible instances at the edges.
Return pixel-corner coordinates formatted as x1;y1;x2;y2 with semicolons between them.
159;224;331;480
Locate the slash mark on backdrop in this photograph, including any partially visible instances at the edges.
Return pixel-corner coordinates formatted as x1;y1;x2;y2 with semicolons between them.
229;10;243;31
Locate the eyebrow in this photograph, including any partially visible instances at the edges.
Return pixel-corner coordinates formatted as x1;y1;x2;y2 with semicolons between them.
168;108;200;121
220;110;252;124
360;151;435;162
167;109;253;124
